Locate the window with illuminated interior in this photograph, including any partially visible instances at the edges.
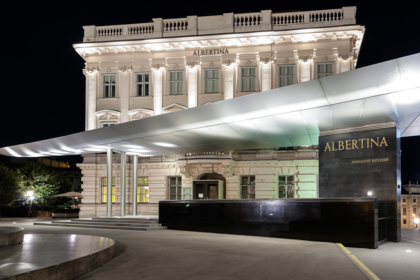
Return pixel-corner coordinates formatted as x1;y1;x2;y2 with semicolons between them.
137;177;149;203
101;177;115;203
278;175;294;198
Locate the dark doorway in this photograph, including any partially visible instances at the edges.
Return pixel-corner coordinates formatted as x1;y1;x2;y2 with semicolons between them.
193;181;220;199
197;173;226;198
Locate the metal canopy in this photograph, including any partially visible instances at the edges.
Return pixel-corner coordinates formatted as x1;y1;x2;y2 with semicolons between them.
1;53;419;158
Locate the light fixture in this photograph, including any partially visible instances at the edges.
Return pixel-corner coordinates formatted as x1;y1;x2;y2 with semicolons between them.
406;250;412;253
367;191;373;196
153;142;177;147
26;191;34;197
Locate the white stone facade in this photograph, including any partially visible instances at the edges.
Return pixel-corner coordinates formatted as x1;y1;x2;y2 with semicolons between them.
401;194;420;229
75;7;364;217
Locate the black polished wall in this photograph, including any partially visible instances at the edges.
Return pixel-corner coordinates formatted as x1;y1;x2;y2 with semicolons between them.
319;127;401;243
160;198;378;249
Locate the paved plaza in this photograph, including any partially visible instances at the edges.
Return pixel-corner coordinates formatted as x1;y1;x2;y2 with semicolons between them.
1;218;419;280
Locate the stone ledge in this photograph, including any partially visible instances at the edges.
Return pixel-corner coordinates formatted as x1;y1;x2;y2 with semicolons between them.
0;227;24;247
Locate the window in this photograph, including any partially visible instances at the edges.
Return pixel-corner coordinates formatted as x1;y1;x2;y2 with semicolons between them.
241;67;256;92
102;123;116;127
102;74;116;98
317;63;333;79
279;175;295;198
137;177;149;203
403;220;407;225
414;208;417;214
403;208;406;215
169;71;183;95
241;175;255;199
414;199;417;203
403;198;406;203
278;65;294;87
204;69;219;93
169;176;182;200
101;177;115;203
136;73;150;96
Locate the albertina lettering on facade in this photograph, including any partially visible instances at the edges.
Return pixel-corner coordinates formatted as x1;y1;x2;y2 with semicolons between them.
193;49;229;56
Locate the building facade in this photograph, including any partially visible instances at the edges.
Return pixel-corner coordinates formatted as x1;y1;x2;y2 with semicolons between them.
401;183;420;228
74;7;365;217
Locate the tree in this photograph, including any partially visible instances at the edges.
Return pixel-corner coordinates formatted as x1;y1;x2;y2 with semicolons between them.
18;160;74;206
0;165;20;218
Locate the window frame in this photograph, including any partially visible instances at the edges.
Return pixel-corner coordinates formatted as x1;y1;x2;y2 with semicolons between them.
102;122;116;127
278;65;295;88
317;62;334;79
102;74;117;98
169;70;184;95
241;66;257;92
101;177;116;204
204;68;220;93
278;175;295;198
137;176;149;203
241;175;256;199
168;176;182;200
403;208;407;215
135;73;150;97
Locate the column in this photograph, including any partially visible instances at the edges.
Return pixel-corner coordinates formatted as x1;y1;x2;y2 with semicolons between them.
188;67;198;108
86;72;97;130
223;66;234;100
261;64;272;92
119;70;130;123
120;152;126;216
132;155;138;215
153;69;163;115
106;148;113;217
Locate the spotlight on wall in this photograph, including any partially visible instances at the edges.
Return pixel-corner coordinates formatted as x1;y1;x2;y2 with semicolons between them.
367;191;373;196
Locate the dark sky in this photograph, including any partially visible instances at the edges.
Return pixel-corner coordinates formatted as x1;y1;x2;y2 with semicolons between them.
1;1;419;182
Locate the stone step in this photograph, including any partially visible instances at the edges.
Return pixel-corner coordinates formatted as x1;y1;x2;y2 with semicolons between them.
92;217;159;222
34;222;167;231
58;220;163;227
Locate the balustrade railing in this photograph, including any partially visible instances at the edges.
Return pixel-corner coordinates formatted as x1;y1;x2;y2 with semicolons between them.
83;7;355;42
234;13;262;28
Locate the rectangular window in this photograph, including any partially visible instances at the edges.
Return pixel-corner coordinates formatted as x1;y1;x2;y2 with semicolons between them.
403;220;406;225
241;67;256;92
169;71;183;95
414;208;417;214
278;65;294;87
102;74;116;98
317;63;333;79
278;175;295;198
414;199;417;203
241;175;255;199
102;123;116;127
403;208;406;215
137;177;149;203
101;177;115;203
204;69;219;93
403;198;406;203
169;176;182;200
136;73;150;96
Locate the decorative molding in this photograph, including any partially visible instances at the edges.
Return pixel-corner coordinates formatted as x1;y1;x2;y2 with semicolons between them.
128;109;154;120
151;63;166;70
106;67;112;73
338;53;353;61
209;62;215;68
83;66;99;75
185;61;200;69
298;55;313;63
320;123;396;136
99;113;118;120
140;66;145;71
222;59;236;67
245;59;252;66
118;65;133;73
173;64;179;70
259;57;276;65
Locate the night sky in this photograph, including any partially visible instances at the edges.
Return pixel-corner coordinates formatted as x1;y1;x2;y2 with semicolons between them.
2;1;419;182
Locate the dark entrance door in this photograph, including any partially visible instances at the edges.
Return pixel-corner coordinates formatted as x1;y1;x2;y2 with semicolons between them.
193;181;219;199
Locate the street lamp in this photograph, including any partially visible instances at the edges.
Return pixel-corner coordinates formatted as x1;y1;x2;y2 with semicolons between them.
415;217;419;229
27;191;34;218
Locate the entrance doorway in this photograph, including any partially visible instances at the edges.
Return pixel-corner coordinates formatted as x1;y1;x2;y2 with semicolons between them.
193;173;226;200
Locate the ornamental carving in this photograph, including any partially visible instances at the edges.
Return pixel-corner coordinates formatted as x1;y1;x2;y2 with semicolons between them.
99;113;118;120
173;64;179;70
186;61;200;69
298;55;313;63
259;57;276;65
245;60;252;66
140;66;145;71
179;164;192;179
209;62;215;67
83;66;100;75
151;63;166;70
118;65;133;73
338;53;353;61
284;58;290;63
131;111;151;120
222;59;236;67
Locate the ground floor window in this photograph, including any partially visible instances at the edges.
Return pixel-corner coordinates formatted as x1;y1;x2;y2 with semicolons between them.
137;177;149;203
278;175;294;198
403;220;406;225
241;175;255;199
403;208;406;215
101;177;115;203
169;176;182;200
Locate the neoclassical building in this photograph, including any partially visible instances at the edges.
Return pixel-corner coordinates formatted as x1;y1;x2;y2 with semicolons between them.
74;7;365;217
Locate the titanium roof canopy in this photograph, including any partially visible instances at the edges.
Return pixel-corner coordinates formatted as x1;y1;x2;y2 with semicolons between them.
1;53;419;158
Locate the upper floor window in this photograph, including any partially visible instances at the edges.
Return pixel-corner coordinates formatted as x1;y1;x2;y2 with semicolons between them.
204;69;219;93
279;175;294;198
101;177;115;203
279;65;294;87
102;123;116;127
102;74;116;98
241;175;255;199
403;198;406;203
414;207;417;214
169;71;183;95
169;176;182;200
414;198;417;203
241;67;256;92
317;63;333;79
403;208;407;215
137;177;149;203
136;73;150;96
